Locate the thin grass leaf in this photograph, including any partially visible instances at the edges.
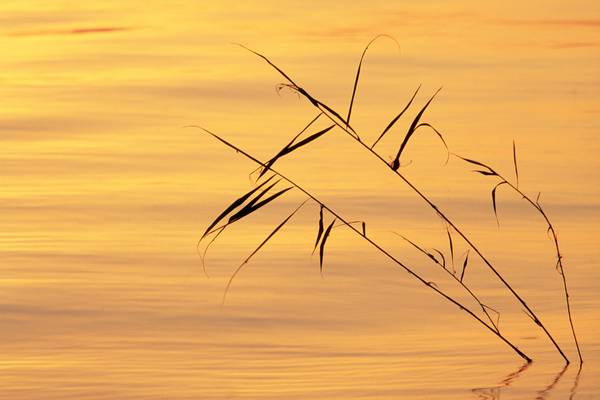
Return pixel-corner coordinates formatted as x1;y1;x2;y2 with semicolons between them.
199;225;226;278
229;186;293;223
460;250;470;282
346;34;399;126
362;221;366;236
372;85;421;149
455;154;497;175
234;43;298;87
236;44;361;139
513;139;519;188
258;114;323;180
414;123;450;164
229;179;282;223
474;170;497;176
492;181;508;226
286;125;335;153
222;199;308;305
320;219;336;273
391;87;442;170
312;205;324;254
201;175;275;239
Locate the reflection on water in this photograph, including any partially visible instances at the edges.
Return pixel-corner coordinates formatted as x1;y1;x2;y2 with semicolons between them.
472;363;584;400
2;0;600;399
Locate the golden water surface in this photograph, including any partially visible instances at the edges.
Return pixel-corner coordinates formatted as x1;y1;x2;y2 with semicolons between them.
2;1;599;399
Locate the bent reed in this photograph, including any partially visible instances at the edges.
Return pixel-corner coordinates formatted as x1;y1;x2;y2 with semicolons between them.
195;37;582;365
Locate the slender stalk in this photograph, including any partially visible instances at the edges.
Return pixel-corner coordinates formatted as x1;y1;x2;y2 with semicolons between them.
462;157;582;364
238;46;568;363
196;125;532;363
395;232;500;332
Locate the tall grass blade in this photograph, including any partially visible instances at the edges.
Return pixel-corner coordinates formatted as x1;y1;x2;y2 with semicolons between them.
492;182;508;226
474;170;498;176
391;87;442;170
234;43;299;87
346;34;400;127
199;225;226;277
258;114;324;180
228;179;282;222
313;205;324;254
414;123;450;163
201;175;275;239
320;219;336;272
286;125;335;153
455;154;497;175
222;199;308;305
372;85;421;149
229;186;293;223
460;250;470;282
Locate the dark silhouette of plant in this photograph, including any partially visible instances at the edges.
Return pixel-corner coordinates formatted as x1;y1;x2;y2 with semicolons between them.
455;146;582;364
193;125;532;362
195;37;582;365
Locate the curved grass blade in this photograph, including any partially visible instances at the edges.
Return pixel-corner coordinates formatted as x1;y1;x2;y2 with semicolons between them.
492;181;508;227
235;44;360;139
414;123;450;164
460;250;470;282
312;205;324;254
513;140;519;188
432;248;446;270
346;34;400;126
391;87;442;170
319;218;336;273
234;43;299;87
199;225;226;278
372;85;421;149
229;186;293;224
242;178;282;209
201;175;275;239
455;154;497;175
258;113;323;180
474;170;497;176
286;124;334;153
222;199;309;305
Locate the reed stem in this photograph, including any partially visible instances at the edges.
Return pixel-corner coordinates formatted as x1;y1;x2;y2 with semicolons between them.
197;125;532;363
239;45;569;363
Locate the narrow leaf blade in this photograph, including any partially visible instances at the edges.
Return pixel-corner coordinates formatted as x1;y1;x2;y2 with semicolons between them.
229;186;293;223
222;200;308;305
372;85;421;149
312;205;325;254
460;250;470;282
201;175;275;239
392;87;442;168
320;219;336;273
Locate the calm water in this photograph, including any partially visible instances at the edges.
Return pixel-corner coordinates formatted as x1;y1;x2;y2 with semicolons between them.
2;1;599;398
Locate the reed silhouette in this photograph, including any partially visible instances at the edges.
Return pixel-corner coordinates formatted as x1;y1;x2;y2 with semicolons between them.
193;125;532;362
196;36;582;364
454;149;582;364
